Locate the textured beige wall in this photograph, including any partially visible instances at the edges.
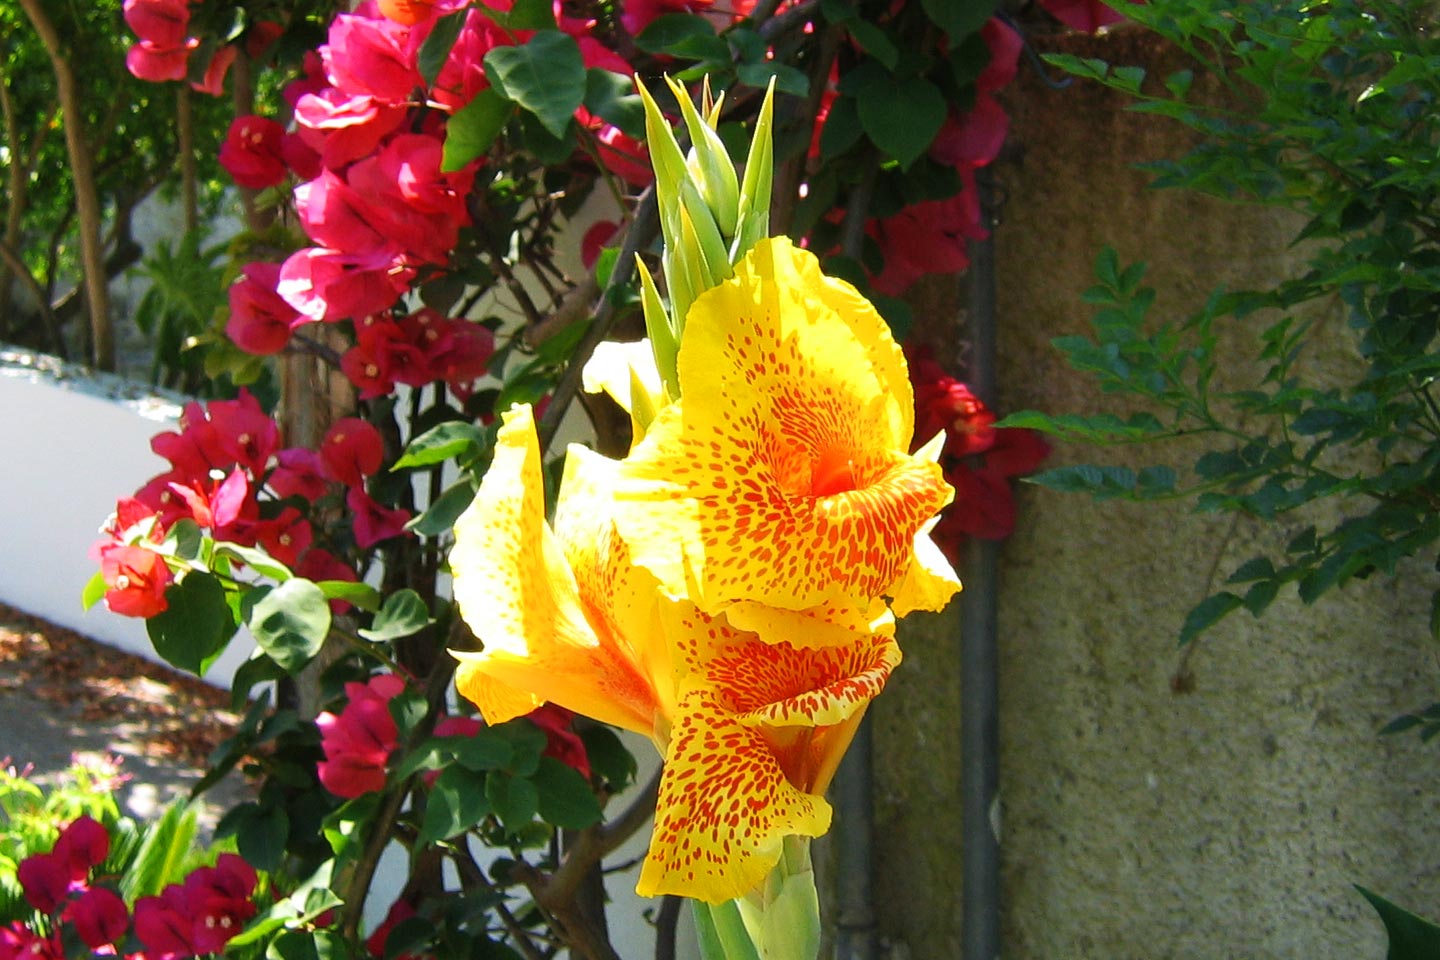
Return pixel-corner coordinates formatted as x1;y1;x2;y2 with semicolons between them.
868;27;1440;960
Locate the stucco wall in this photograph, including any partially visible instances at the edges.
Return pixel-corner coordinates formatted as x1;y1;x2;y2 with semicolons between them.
869;27;1439;959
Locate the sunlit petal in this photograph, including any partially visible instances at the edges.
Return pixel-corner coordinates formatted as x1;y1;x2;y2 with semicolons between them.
638;602;899;902
451;405;661;734
638;687;831;904
613;237;958;632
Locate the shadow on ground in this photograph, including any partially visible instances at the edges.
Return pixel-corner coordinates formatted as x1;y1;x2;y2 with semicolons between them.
0;603;251;830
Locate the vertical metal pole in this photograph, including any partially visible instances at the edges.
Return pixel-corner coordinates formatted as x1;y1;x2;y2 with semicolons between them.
961;167;1002;960
832;158;882;960
832;719;877;960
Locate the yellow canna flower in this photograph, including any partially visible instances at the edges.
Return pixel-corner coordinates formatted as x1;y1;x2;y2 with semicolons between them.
610;236;960;636
450;403;901;905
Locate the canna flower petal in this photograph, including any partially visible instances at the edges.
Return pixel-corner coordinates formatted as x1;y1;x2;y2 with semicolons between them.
641;687;830;903
638;602;900;902
451;404;667;735
612;237;958;632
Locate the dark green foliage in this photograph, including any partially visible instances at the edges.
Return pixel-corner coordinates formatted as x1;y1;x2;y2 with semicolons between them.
1006;0;1440;652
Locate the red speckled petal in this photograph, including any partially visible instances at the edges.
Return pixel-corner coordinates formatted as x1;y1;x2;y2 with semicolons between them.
613;237;957;630
451;405;661;735
635;602;898;901
637;687;831;903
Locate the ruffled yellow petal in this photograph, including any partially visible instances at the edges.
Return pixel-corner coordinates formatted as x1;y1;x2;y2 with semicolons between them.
450;405;660;735
612;237;956;628
638;687;831;904
723;596;893;651
637;602;898;902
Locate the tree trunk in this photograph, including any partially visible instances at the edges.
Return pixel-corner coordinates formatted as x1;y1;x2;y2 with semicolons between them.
17;0;114;370
178;86;198;235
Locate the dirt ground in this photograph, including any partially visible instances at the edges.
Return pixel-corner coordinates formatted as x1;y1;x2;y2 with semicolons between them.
0;602;248;823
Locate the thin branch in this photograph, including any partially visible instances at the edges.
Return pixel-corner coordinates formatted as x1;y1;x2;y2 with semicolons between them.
0;236;66;356
537;186;658;454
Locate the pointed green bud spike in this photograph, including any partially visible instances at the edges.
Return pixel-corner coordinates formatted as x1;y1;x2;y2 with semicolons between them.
635;256;680;400
679;177;731;288
661;241;698;347
627;363;659;441
734;77;775;263
665;75;741;239
637;78;690;246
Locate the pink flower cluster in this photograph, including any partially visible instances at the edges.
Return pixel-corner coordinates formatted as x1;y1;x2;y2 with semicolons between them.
316;675;592;799
342;308;495;400
4;817;126;959
96;392;415;619
131;854;258;957
122;0;236;92
906;346;1050;561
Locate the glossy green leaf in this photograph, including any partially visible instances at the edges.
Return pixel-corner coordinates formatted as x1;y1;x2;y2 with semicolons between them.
443;87;514;172
856;73;946;169
484;31;585;139
393;421;488;470
1357;886;1440;959
147;572;236;675
359;588;434;642
418;10;466;88
487;771;540;832
419;766;493;845
244;579;331;673
408;476;479;537
584;68;645;138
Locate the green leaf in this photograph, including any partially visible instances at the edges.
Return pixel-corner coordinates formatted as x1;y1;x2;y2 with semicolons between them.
244;579;332;674
994;410;1166;442
735;61;810;98
81;570;107;611
1356;886;1440;959
120;800;198;901
856;71;946;169
407;476;479;537
1026;464;1139;501
485;0;556;29
1227;557;1277;583
1178;592;1242;646
584;68;645;139
1041;52;1111;82
359;588;434;643
418;10;466;88
213;542;293;581
147;573;236;675
164;518;203;561
419;766;493;845
531;757;602;829
443;88;514;172
577;724;637;790
486;771;540;832
921;0;995;38
454;730;516;772
635;14;717;55
484;31;586;139
842;19;899;70
316;580;382;613
393;421;488;470
235;803;290;873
